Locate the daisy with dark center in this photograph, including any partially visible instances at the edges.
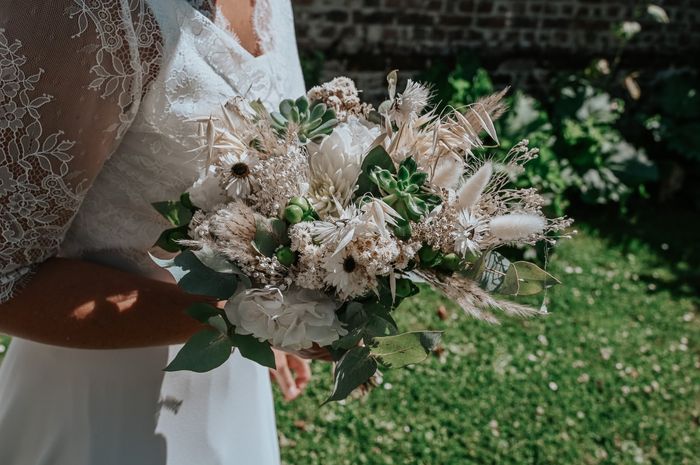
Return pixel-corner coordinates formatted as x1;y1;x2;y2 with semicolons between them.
217;151;259;199
343;255;356;273
323;246;374;300
231;162;249;177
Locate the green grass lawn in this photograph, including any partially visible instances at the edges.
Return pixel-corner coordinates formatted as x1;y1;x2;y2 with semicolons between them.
273;212;700;465
1;211;698;465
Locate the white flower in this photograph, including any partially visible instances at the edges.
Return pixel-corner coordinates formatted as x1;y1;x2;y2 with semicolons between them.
218;151;259;199
390;80;431;124
452;210;487;257
489;213;545;241
619;21;641;40
306;201;397;255
359;199;401;239
225;287;346;351
188;164;226;211
306;204;366;253
307;117;380;217
323;248;374;299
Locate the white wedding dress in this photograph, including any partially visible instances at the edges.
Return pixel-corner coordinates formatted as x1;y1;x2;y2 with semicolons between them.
0;0;305;463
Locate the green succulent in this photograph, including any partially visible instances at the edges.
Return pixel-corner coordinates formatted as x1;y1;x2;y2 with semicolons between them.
369;157;442;223
270;96;338;143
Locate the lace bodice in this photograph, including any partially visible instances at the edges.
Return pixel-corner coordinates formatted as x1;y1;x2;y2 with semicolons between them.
0;0;305;302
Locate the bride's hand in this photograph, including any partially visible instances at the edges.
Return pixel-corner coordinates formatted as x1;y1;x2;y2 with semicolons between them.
270;350;311;401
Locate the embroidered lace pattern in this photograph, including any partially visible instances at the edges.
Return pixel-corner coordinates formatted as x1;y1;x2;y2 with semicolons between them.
0;30;81;299
0;1;164;302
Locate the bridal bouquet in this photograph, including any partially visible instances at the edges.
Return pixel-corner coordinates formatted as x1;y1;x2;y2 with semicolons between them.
151;72;571;402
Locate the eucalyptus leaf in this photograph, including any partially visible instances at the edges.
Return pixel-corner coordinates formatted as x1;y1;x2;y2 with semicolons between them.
324;347;377;404
165;329;233;373
150;250;237;299
356;146;395;197
230;333;276;369
253;218;287;257
331;327;364;350
270;218;290;246
152;199;193;227
471;251;511;292
185;302;221;323
362;301;398;329
340;301;368;329
155;226;189;253
193;246;252;288
499;261;561;296
363;315;398;339
337;300;398;345
370;331;442;368
208;315;229;335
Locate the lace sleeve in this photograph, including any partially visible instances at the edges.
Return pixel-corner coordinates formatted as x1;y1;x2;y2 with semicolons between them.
0;1;163;303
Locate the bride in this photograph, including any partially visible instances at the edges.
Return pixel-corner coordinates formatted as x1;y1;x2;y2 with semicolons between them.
0;0;313;463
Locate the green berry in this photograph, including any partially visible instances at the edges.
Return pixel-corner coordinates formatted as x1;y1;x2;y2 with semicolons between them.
275;246;296;266
284;205;304;224
288;196;311;212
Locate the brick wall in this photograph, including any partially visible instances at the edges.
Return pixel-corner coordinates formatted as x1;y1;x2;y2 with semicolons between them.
292;0;700;100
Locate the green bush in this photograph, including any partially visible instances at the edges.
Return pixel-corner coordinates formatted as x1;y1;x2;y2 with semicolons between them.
642;71;700;162
550;75;657;206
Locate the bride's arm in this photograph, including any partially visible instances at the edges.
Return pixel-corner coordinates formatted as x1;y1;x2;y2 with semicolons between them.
0;258;206;348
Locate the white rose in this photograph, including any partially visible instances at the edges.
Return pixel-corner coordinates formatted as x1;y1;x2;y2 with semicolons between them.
225;287;347;351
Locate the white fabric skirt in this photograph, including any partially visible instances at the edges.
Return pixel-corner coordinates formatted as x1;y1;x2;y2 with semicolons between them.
0;338;280;465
